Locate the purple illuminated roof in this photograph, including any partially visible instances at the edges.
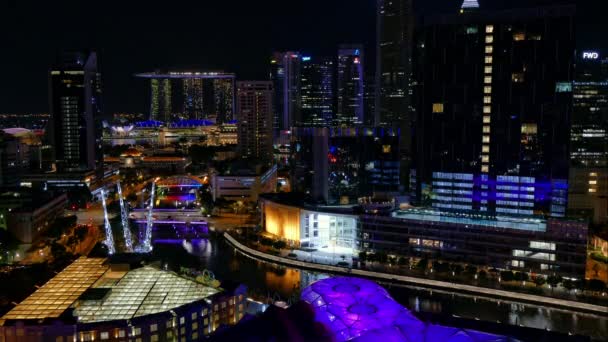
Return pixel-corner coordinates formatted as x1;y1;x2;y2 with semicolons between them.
301;277;517;342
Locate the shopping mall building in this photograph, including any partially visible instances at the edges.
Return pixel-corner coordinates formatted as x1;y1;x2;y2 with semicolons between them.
0;257;246;342
259;194;588;278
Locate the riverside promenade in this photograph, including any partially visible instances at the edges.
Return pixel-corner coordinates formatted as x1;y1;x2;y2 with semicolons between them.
224;232;608;316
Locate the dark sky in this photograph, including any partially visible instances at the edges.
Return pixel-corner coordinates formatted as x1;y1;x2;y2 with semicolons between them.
0;0;604;114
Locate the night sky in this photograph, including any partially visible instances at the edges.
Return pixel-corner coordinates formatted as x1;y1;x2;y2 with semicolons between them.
0;0;603;114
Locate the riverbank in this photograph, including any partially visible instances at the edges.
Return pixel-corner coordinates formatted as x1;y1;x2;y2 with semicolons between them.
224;232;608;316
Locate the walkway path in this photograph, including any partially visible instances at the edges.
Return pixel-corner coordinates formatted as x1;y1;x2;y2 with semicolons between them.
224;232;608;316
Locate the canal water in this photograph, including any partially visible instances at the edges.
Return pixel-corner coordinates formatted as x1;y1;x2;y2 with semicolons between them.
152;237;608;340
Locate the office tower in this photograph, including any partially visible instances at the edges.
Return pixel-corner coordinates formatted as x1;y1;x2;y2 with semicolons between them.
236;81;274;161
291;127;400;204
150;78;172;122
300;56;334;126
336;46;364;126
569;50;608;224
411;4;575;217
270;52;301;134
136;71;236;123
214;78;236;123
375;0;412;128
182;78;204;120
47;51;102;173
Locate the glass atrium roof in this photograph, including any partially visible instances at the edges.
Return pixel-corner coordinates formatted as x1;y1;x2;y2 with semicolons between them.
74;266;218;323
302;277;516;342
2;257;109;320
2;257;219;323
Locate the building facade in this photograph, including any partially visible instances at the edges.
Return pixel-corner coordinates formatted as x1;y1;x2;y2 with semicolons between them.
270;52;301;135
236;81;274;161
136;71;236;124
300;56;334;126
569;50;608;224
47;51;103;173
211;164;277;202
336;46;365;126
411;5;575;217
291;127;400;205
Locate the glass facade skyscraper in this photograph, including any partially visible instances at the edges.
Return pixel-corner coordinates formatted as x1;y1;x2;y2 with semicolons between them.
270;52;301;134
569;50;608;223
300;56;334;126
411;5;575;217
47;50;103;173
236;81;274;161
336;46;364;126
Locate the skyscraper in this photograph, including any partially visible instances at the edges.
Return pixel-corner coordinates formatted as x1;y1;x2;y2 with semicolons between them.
136;71;235;123
236;81;274;161
411;4;575;217
300;56;334;126
375;0;412;128
270;52;301;134
336;46;364;126
47;51;102;173
569;50;608;223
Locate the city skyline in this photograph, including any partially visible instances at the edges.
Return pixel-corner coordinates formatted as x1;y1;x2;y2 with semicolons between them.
0;0;598;114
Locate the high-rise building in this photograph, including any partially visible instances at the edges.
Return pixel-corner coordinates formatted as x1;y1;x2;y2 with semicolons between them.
291;127;400;204
300;56;334;126
182;78;204;120
47;50;103;173
336;46;364;126
150;78;172;122
270;52;301;134
569;50;608;223
375;0;412;128
411;4;575;217
136;71;235;123
236;81;274;161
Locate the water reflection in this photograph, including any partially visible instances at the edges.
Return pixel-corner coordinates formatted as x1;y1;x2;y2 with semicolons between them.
151;237;608;340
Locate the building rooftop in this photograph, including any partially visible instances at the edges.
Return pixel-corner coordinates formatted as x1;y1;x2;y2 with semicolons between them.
135;71;235;79
1;257;220;324
392;208;547;232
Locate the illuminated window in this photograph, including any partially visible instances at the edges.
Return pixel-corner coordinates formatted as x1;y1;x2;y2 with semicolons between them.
483;116;491;123
485;46;493;54
483;126;491;133
432;103;444;113
484;86;492;94
486;25;494;33
589;188;597;193
482;145;490;153
482;135;490;143
484;96;492;104
513;32;526;41
481;165;489;173
485;56;493;64
529;34;542;41
521;123;537;134
484;66;492;74
512;72;524;83
482;155;490;163
382;145;391;153
589;180;597;185
485;36;494;44
590;172;598;177
484;76;492;84
483;106;491;113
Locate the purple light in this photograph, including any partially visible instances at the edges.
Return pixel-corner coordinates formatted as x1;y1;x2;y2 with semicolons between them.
301;277;513;342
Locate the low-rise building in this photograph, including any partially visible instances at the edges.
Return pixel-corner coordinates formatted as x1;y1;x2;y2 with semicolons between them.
0;257;247;342
211;164;277;202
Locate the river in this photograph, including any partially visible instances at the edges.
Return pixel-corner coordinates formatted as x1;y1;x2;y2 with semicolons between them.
151;237;608;340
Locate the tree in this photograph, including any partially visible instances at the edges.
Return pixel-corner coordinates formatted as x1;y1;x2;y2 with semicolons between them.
273;240;287;250
547;275;562;288
514;272;529;282
465;265;478;275
376;251;388;264
478;270;488;280
533;276;546;287
358;251;367;262
416;258;428;271
563;279;576;291
500;270;514;282
398;257;409;267
50;241;69;260
74;226;89;253
586;279;606;292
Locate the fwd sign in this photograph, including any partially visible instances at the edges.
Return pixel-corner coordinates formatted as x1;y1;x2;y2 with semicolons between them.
583;51;599;59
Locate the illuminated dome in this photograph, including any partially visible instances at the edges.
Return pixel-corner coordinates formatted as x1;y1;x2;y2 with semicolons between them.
2;127;32;136
111;125;135;134
170;119;214;128
301;277;515;342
